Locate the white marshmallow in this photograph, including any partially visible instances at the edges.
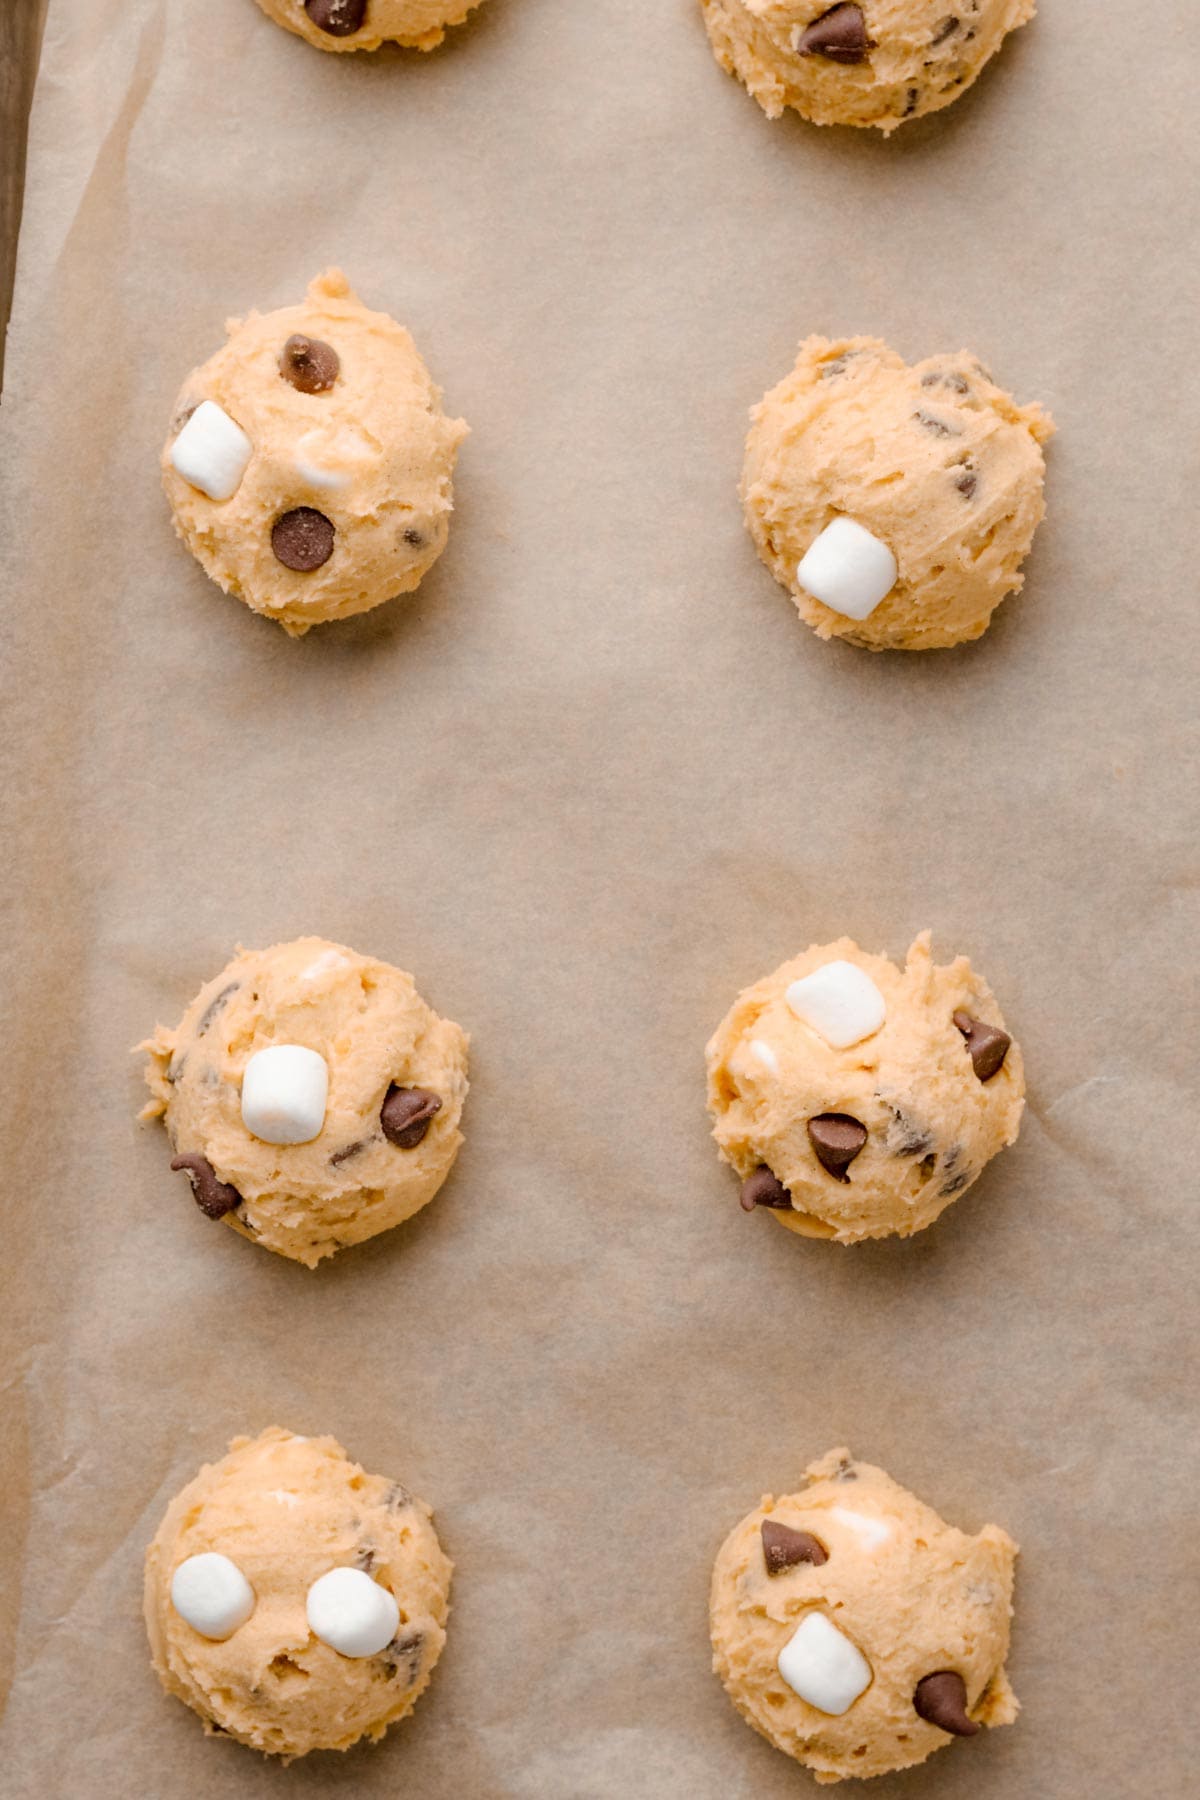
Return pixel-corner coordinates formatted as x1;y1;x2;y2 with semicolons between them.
306;1566;399;1659
749;1038;780;1075
298;948;351;983
777;1612;872;1715
786;961;886;1050
829;1506;892;1550
241;1044;329;1145
170;400;252;501
170;1552;255;1640
797;517;898;621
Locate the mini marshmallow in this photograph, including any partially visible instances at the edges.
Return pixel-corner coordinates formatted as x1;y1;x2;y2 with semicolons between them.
797;517;898;621
777;1612;872;1715
306;1566;399;1659
241;1044;329;1145
170;400;252;501
170;1552;255;1640
786;961;886;1050
749;1038;780;1075
830;1506;893;1550
298;948;351;983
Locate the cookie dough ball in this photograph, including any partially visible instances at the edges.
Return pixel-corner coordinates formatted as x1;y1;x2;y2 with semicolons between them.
145;1428;451;1757
162;269;467;635
255;0;484;53
140;937;469;1267
706;932;1023;1242
700;1;1034;131
710;1447;1018;1783
743;336;1053;650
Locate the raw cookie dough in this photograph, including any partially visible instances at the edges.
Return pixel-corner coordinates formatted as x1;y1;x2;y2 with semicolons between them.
706;932;1023;1241
700;1;1034;131
145;1428;451;1757
710;1447;1018;1783
743;336;1053;649
162;269;467;635
255;0;484;53
140;936;468;1266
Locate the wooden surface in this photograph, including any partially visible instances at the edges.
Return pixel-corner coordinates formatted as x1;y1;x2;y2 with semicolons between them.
1;0;48;391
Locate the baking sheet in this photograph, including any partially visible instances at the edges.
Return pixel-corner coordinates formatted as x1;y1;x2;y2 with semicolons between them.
0;0;1197;1794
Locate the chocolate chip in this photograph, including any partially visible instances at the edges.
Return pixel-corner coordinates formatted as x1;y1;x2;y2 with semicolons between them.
739;1166;792;1211
883;1104;933;1159
170;1153;242;1220
761;1520;829;1575
330;1138;371;1167
383;1630;424;1685
953;1011;1012;1083
304;0;366;35
955;466;979;499
165;1054;187;1085
380;1085;442;1149
272;507;334;571
832;1454;858;1481
904;86;921;115
402;527;425;547
914;1670;980;1736
914;410;961;437
807;1114;868;1182
796;4;873;62
386;1482;413;1511
923;370;971;395
819;354;853;380
196;981;239;1037
355;1547;376;1572
940;1167;972;1196
279;334;339;394
931;15;960;45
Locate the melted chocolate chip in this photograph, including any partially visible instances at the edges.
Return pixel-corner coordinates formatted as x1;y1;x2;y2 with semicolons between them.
955;465;979;499
883;1104;933;1158
279;334;340;394
953;1011;1012;1083
330;1138;372;1167
196;981;239;1037
832;1454;858;1481
797;3;873;62
940;1167;972;1196
304;0;366;35
272;507;335;571
403;527;425;547
386;1482;413;1511
819;354;853;380
739;1166;792;1211
904;86;921;116
761;1520;829;1575
914;1670;980;1736
807;1114;868;1182
355;1547;376;1573
170;1153;243;1220
923;370;971;395
380;1085;442;1149
931;15;960;45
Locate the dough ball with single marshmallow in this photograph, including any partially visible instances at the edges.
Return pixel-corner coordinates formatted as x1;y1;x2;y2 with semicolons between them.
706;932;1023;1242
145;1428;451;1757
700;2;1035;132
162;269;467;635
742;336;1053;649
255;0;485;53
139;936;469;1267
710;1447;1019;1783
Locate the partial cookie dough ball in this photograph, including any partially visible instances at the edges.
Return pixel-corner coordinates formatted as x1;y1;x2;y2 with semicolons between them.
700;1;1034;131
255;0;484;53
711;1447;1018;1783
145;1428;451;1757
743;336;1053;650
706;932;1023;1242
162;270;467;635
140;937;468;1267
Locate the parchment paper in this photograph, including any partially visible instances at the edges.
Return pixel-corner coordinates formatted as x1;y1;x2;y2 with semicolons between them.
1;1;1197;1794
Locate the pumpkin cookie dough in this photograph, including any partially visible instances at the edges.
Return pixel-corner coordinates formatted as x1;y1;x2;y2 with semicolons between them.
255;0;484;53
699;1;1034;131
162;269;467;635
140;937;468;1266
706;932;1022;1241
145;1428;451;1757
743;336;1053;649
711;1447;1018;1783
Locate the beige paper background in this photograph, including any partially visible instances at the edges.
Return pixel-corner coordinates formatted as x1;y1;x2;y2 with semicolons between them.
1;1;1197;1794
